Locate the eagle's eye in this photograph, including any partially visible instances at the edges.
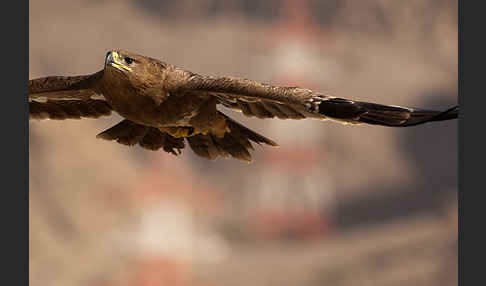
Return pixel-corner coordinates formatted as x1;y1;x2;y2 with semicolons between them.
124;57;134;65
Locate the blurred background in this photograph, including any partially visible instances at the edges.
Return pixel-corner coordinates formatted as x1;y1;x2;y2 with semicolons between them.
29;0;458;285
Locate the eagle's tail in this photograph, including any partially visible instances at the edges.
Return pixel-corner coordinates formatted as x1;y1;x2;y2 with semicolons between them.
186;113;278;162
317;97;458;127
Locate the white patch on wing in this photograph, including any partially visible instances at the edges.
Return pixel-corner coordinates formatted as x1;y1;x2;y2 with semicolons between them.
30;97;83;102
30;94;107;103
90;94;106;101
29;89;101;102
30;97;47;103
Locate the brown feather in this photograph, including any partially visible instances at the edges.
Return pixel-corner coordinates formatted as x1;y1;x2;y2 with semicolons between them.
261;102;290;119
247;102;274;119
29;71;104;98
96;120;148;146
30;100;112;120
186;113;278;162
138;128;166;151
97;120;185;155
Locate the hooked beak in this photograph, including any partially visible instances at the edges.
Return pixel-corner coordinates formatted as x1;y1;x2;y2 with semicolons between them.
105;51;132;71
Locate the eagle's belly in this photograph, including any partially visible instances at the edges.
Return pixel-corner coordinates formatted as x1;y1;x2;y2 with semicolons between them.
106;91;209;127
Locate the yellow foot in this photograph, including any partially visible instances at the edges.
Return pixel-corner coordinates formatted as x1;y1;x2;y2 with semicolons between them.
166;127;194;138
166;127;212;138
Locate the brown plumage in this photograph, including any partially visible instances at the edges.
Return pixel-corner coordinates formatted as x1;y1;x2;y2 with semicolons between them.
29;50;458;162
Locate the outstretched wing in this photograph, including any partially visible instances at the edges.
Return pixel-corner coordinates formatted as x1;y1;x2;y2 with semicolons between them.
29;70;112;120
183;74;458;127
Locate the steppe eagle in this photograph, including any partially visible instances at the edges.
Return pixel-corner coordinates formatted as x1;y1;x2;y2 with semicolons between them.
29;50;458;161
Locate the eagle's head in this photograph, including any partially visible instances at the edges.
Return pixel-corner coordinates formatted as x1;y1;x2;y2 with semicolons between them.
104;50;167;84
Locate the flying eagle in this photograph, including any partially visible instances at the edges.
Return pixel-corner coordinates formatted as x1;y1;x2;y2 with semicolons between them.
29;50;458;162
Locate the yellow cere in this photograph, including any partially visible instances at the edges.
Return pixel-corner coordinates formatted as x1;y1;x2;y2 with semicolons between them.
110;51;132;71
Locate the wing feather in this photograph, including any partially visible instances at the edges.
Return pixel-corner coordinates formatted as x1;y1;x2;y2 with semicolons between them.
184;74;457;126
29;70;112;120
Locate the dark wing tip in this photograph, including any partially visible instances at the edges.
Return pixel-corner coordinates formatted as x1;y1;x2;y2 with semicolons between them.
317;97;458;127
399;105;458;127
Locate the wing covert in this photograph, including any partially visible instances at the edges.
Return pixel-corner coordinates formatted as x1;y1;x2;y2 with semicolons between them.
29;70;112;120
